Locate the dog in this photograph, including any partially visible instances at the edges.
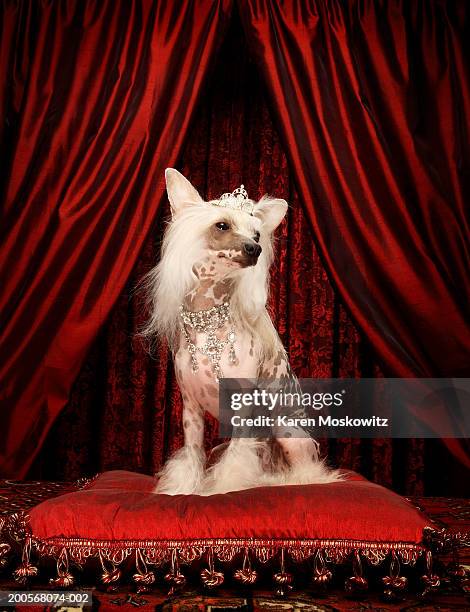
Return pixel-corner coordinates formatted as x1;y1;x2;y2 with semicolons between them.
141;169;342;495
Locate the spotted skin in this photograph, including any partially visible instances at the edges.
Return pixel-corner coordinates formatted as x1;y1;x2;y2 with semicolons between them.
173;254;318;482
174;257;259;422
155;186;328;494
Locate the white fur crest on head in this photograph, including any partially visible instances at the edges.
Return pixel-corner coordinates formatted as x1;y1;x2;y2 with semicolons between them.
140;169;288;359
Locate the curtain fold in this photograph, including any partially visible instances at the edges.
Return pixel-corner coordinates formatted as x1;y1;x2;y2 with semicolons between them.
2;1;468;486
0;0;233;478
239;0;470;469
33;20;436;495
238;0;470;380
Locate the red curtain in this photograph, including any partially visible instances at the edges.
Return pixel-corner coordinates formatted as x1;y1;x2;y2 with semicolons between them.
239;0;470;471
239;0;470;379
0;0;233;478
3;2;468;493
32;18;435;495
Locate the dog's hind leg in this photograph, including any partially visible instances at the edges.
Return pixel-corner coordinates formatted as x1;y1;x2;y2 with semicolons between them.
154;400;206;495
274;435;344;483
259;350;344;485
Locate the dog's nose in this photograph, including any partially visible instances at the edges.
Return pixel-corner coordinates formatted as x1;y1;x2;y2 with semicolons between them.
243;242;262;258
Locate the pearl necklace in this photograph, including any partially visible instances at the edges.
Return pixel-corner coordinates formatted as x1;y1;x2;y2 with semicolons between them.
179;302;237;382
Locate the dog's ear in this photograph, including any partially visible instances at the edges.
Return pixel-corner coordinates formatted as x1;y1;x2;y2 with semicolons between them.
165;168;203;217
254;196;288;233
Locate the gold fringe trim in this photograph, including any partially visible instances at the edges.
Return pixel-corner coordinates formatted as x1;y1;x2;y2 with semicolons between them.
31;534;426;567
4;511;468;596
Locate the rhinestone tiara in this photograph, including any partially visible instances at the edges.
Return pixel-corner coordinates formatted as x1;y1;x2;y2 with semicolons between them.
212;184;255;215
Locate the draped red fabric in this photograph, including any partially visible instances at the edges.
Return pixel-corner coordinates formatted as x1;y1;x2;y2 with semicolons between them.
33;20;440;495
239;0;470;469
0;0;233;478
3;3;468;491
239;0;470;380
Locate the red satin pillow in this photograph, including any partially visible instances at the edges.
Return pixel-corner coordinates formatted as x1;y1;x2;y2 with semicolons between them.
29;470;430;544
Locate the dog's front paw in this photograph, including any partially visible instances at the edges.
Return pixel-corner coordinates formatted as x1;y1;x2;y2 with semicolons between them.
154;445;206;495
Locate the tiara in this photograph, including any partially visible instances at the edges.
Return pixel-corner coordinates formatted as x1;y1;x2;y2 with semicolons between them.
212;184;255;215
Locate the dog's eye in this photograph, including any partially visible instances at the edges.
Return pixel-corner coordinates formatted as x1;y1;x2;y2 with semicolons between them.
253;231;260;243
215;222;230;231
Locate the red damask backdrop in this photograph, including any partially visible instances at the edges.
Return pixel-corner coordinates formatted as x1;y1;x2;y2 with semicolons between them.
31;14;464;496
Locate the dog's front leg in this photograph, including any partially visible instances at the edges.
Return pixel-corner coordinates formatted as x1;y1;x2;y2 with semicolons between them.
154;401;206;495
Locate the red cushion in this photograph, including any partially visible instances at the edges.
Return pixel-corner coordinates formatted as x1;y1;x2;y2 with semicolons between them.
29;470;430;544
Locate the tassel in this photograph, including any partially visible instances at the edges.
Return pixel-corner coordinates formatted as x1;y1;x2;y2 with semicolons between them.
382;551;407;601
0;542;11;569
13;563;38;583
49;573;74;588
49;547;74;588
200;547;224;588
421;550;440;594
164;549;186;595
132;549;155;593
312;550;332;589
98;550;121;591
273;548;293;597
13;538;38;584
345;550;368;595
234;548;258;585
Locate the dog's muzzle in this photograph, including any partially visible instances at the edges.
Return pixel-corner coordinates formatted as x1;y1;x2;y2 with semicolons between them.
243;242;262;259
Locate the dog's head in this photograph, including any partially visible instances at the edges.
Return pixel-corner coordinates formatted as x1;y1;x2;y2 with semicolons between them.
165;168;287;278
140;169;288;349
